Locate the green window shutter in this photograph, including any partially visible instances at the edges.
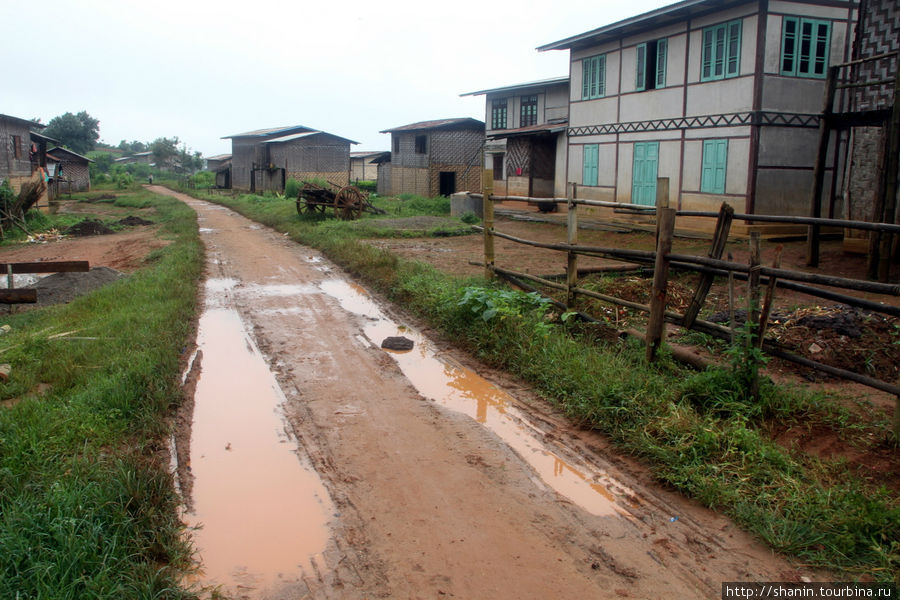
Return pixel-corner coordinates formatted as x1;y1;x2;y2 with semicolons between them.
597;55;606;97
636;43;647;91
632;142;659;205
655;39;668;88
781;17;798;75
701;139;728;194
582;59;591;99
713;24;726;79
702;29;714;80
726;20;742;77
812;21;830;77
583;144;598;186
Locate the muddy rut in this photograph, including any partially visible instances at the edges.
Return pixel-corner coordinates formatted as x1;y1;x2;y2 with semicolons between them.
156;188;810;599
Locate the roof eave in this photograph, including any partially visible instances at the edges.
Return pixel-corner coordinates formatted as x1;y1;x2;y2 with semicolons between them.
460;76;570;97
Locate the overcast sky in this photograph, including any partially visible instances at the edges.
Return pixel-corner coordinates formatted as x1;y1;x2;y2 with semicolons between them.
2;0;672;157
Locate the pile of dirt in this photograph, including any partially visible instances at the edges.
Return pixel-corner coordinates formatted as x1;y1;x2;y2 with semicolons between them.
117;216;154;227
28;267;125;306
64;219;114;237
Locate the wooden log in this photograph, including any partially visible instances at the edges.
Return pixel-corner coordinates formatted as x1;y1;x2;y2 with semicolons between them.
646;205;676;362
669;260;900;318
682;203;734;329
0;261;90;274
482;172;495;280
0;289;37;304
758;245;783;347
472;225;657;262
622;329;713;370
728;252;736;344
566;187;578;309
668;253;900;295
877;58;900;283
807;65;837;267
748;233;762;399
676;211;900;234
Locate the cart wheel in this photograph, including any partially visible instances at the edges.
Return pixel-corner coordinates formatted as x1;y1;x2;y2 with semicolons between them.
334;186;364;220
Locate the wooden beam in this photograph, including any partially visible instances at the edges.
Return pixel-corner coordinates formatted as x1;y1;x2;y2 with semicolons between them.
0;261;90;274
646;201;676;363
682;203;734;329
0;289;37;304
807;65;838;267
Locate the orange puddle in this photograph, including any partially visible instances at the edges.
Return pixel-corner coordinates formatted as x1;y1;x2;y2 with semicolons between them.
319;279;637;518
185;280;333;595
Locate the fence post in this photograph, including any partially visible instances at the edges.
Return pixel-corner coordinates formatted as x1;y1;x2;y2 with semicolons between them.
748;232;762;399
482;170;495;280
646;178;674;362
566;183;578;309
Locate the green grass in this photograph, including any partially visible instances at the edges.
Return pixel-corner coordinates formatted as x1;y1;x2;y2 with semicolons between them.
187;188;899;582
0;187;202;598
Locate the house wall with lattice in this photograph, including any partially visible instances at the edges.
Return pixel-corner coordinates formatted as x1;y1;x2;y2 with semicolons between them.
844;0;899;245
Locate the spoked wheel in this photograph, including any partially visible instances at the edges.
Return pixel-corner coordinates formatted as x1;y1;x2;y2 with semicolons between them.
334;186;364;220
297;197;326;215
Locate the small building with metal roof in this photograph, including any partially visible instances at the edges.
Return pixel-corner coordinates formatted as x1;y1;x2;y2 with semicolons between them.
223;125;356;192
462;76;569;198
379;118;484;197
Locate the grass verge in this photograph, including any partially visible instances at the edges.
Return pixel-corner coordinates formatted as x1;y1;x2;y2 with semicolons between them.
0;187;202;598
185;190;899;582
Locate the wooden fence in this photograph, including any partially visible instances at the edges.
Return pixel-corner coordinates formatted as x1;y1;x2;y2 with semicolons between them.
472;175;899;434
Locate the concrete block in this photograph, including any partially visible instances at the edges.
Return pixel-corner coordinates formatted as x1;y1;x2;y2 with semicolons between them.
450;192;483;218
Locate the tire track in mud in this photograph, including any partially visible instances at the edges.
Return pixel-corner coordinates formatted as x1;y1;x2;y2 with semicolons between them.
156;188;815;599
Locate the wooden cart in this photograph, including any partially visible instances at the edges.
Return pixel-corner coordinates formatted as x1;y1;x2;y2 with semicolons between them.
295;181;377;220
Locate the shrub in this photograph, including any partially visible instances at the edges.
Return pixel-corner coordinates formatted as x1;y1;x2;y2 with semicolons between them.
115;173;135;190
285;178;301;199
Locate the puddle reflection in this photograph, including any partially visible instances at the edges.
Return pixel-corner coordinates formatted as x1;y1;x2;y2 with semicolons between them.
319;279;635;518
185;305;333;593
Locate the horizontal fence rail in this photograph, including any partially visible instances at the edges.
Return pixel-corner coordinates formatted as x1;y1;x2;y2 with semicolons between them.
474;178;899;428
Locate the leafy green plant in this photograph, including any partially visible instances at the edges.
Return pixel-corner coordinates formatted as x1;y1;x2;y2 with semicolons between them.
459;211;480;225
115;172;134;190
457;286;554;335
285;177;301;199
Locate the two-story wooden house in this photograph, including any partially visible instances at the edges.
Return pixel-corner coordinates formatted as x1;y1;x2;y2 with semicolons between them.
224;125;356;193
462;77;569;198
1;114;55;210
379;118;484;197
538;0;856;233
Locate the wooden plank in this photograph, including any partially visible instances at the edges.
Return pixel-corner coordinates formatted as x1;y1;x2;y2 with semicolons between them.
646;205;676;362
682;203;734;329
0;261;90;274
806;65;837;267
566;185;578;309
758;245;784;347
483;170;495;280
0;289;37;303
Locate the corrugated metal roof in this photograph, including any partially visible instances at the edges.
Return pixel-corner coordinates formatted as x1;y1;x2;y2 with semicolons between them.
222;125;315;139
537;0;750;51
205;153;232;161
487;122;568;140
0;114;46;129
350;151;390;159
264;130;358;145
460;76;569;97
47;147;94;162
379;118;485;133
30;131;58;144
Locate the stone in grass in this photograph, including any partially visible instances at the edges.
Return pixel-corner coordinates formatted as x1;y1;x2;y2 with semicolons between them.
381;336;414;351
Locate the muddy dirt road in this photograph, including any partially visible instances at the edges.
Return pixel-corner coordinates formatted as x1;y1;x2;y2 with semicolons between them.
156;188;812;599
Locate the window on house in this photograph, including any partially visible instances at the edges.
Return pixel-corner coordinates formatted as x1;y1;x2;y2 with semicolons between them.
491;99;508;129
701;20;742;81
582;144;599;186
492;154;504;180
781;17;831;78
520;95;538;127
636;39;668;91
582;54;606;99
11;135;22;159
700;139;728;194
415;135;427;154
392;136;400;154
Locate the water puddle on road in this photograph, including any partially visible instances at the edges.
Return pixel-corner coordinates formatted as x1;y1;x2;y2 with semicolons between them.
319;279;637;518
183;279;333;594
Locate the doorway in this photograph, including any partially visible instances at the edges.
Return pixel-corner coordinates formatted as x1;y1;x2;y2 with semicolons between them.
439;171;456;196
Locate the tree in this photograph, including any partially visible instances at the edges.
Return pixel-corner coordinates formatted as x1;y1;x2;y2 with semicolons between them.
42;111;100;155
117;140;147;154
150;137;179;170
